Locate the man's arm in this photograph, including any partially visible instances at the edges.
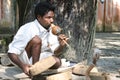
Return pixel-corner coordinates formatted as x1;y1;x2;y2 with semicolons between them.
54;45;64;56
8;53;31;76
54;34;68;56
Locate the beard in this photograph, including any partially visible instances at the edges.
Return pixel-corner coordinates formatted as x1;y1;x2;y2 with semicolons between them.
44;25;50;30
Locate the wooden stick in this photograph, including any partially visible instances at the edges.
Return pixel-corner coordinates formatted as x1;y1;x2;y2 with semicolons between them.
29;56;56;76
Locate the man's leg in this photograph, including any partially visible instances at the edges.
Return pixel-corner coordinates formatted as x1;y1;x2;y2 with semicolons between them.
50;56;61;69
25;35;42;64
25;35;61;68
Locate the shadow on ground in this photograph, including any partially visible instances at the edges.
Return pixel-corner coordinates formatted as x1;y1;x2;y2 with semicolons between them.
95;32;120;74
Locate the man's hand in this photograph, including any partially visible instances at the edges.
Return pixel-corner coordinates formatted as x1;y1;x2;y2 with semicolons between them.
58;34;69;47
8;53;32;77
54;34;69;56
22;64;32;77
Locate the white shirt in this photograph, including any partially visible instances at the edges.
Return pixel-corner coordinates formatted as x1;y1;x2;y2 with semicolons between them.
8;20;60;64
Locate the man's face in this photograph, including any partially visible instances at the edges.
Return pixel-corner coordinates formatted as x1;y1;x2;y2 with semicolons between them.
37;11;55;30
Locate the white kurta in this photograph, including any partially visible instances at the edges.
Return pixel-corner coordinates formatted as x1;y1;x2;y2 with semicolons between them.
8;20;59;64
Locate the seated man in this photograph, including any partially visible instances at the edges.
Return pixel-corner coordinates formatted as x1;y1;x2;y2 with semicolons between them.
7;1;68;77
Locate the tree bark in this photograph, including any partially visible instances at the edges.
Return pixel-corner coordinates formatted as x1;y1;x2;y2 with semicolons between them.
54;0;97;63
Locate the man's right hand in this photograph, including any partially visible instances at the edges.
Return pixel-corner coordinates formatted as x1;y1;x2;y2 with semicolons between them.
22;64;32;77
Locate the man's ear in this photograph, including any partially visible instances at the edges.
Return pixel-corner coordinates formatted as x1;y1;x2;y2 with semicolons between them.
37;15;41;19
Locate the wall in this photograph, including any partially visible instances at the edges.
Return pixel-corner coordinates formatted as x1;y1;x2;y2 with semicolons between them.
96;0;120;32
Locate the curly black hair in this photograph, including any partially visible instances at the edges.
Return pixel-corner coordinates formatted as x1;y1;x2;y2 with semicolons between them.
34;1;55;19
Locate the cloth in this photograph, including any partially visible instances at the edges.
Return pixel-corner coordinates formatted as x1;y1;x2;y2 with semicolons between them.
18;51;54;65
8;19;59;64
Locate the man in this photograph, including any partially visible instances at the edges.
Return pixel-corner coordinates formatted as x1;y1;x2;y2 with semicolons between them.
7;1;68;77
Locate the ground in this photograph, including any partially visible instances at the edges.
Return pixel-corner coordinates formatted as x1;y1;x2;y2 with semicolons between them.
95;32;120;74
0;32;120;80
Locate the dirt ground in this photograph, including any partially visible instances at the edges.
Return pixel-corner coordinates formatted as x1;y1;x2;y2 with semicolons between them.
95;32;120;74
0;32;120;80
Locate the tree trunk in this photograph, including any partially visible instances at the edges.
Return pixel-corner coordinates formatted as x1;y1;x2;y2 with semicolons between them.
17;0;97;63
17;0;39;26
54;0;97;63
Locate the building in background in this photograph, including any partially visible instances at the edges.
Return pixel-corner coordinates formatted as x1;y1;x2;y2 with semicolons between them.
97;0;120;32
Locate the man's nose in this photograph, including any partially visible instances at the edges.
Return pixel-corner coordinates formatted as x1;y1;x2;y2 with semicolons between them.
50;18;54;23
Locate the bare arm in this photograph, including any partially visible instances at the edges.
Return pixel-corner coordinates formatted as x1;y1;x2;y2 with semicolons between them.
54;34;68;56
8;53;31;76
54;44;64;56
